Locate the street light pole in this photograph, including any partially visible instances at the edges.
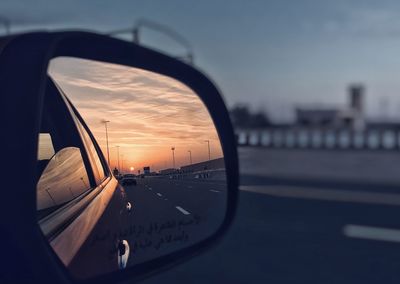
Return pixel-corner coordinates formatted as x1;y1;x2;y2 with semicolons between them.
102;120;111;166
116;146;120;170
171;147;176;168
204;140;211;161
188;150;192;165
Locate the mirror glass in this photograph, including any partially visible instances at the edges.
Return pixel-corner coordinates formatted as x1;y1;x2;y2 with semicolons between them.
37;57;227;278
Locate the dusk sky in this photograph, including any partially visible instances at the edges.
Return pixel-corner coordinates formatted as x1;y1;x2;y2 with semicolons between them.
48;57;223;172
3;1;400;121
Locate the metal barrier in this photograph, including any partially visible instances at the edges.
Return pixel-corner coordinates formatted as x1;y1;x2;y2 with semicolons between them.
159;169;227;181
237;129;400;150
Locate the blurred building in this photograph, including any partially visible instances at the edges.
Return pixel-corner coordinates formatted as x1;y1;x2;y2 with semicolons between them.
235;84;400;150
143;166;151;175
159;168;176;175
230;104;270;129
296;84;365;131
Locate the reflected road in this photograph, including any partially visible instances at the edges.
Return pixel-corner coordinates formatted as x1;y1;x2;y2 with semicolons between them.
122;177;227;266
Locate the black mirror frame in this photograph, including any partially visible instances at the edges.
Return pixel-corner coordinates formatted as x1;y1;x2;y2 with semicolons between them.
0;31;238;284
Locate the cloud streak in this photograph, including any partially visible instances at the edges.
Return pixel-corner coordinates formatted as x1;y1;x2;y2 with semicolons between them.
48;57;223;172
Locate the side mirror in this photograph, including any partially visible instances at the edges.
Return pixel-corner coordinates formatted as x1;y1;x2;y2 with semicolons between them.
0;31;238;284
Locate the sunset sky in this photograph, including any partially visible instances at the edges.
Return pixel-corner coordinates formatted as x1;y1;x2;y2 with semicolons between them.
48;57;223;173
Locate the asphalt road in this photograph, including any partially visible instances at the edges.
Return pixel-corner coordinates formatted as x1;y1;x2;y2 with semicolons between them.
122;177;227;267
136;147;400;284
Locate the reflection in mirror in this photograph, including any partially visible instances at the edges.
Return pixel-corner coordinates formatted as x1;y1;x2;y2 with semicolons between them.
37;147;89;217
37;57;227;278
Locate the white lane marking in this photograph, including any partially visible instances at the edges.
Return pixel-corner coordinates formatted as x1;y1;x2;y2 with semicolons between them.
210;189;220;193
157;193;162;197
175;206;190;215
241;185;400;206
343;224;400;243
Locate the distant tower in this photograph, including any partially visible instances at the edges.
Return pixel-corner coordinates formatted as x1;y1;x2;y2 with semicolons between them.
348;84;365;131
379;96;389;121
349;84;364;113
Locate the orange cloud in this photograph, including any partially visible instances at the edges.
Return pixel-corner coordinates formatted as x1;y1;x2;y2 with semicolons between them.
48;57;223;173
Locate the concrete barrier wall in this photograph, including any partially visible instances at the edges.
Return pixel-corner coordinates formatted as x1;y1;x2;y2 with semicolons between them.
237;128;400;151
180;158;225;173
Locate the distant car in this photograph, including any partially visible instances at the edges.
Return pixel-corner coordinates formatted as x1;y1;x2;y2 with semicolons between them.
121;174;137;186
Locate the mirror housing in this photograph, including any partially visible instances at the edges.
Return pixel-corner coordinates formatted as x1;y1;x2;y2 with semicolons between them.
0;31;238;284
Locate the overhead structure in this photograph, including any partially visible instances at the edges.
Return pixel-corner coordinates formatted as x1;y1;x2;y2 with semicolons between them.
0;16;10;35
108;19;194;64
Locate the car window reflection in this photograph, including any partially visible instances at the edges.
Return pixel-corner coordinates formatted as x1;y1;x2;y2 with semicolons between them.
37;147;90;216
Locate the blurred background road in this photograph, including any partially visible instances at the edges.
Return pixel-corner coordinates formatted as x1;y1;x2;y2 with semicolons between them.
141;147;400;284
